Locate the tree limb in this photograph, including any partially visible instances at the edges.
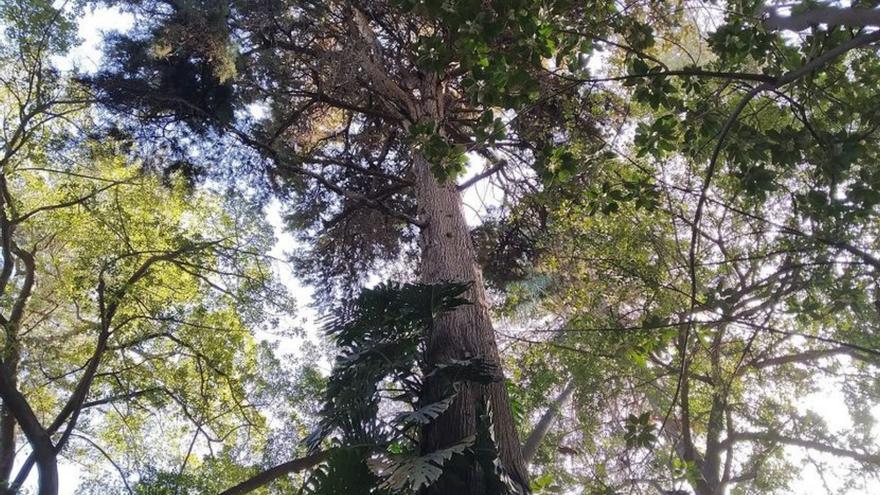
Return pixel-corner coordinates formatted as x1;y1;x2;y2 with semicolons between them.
216;450;330;495
457;154;507;191
748;347;877;370
765;6;880;31
722;431;880;465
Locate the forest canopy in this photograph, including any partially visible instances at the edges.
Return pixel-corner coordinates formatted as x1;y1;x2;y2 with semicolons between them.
0;1;879;494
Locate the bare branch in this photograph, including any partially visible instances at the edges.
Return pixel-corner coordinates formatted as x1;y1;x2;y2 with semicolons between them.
748;347;878;370
723;431;880;465
70;433;133;495
765;6;880;31
216;450;330;495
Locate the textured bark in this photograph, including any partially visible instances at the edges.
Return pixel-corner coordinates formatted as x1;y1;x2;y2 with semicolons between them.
413;151;529;494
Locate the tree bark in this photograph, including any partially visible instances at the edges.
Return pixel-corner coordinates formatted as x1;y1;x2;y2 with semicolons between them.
0;356;18;494
0;408;13;494
0;369;57;495
412;151;529;494
217;450;330;495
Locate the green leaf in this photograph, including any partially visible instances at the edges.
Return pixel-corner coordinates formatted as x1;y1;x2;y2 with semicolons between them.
370;436;475;492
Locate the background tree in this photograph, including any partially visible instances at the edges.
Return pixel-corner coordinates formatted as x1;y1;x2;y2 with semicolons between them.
493;2;880;494
0;2;297;494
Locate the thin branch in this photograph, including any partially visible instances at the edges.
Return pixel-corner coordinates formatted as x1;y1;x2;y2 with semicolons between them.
765;6;880;31
722;431;880;465
81;388;164;410
70;433;133;495
457;154;506;191
748;347;876;370
14;179;134;224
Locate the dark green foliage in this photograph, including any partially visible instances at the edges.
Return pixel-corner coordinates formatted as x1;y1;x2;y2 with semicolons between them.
623;412;657;449
304;281;524;494
132;469;198;495
89;34;235;130
304;448;390;495
471;216;542;289
407;121;469;181
472;399;526;495
307;281;471;449
395;0;568;106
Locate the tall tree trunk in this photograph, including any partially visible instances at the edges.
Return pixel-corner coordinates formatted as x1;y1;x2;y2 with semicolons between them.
412;152;529;495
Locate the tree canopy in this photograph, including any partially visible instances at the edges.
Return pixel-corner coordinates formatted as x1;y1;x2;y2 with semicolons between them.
1;0;879;494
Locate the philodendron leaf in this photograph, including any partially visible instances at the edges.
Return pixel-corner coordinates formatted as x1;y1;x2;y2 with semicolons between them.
394;394;457;426
369;436;475;492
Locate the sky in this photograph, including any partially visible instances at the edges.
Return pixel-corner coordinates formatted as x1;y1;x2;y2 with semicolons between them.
26;3;880;494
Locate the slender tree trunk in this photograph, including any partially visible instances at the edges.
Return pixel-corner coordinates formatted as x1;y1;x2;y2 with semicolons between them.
0;315;20;494
0;372;57;495
700;326;727;495
521;381;575;463
33;454;58;495
0;365;17;495
0;408;13;494
412;151;529;495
